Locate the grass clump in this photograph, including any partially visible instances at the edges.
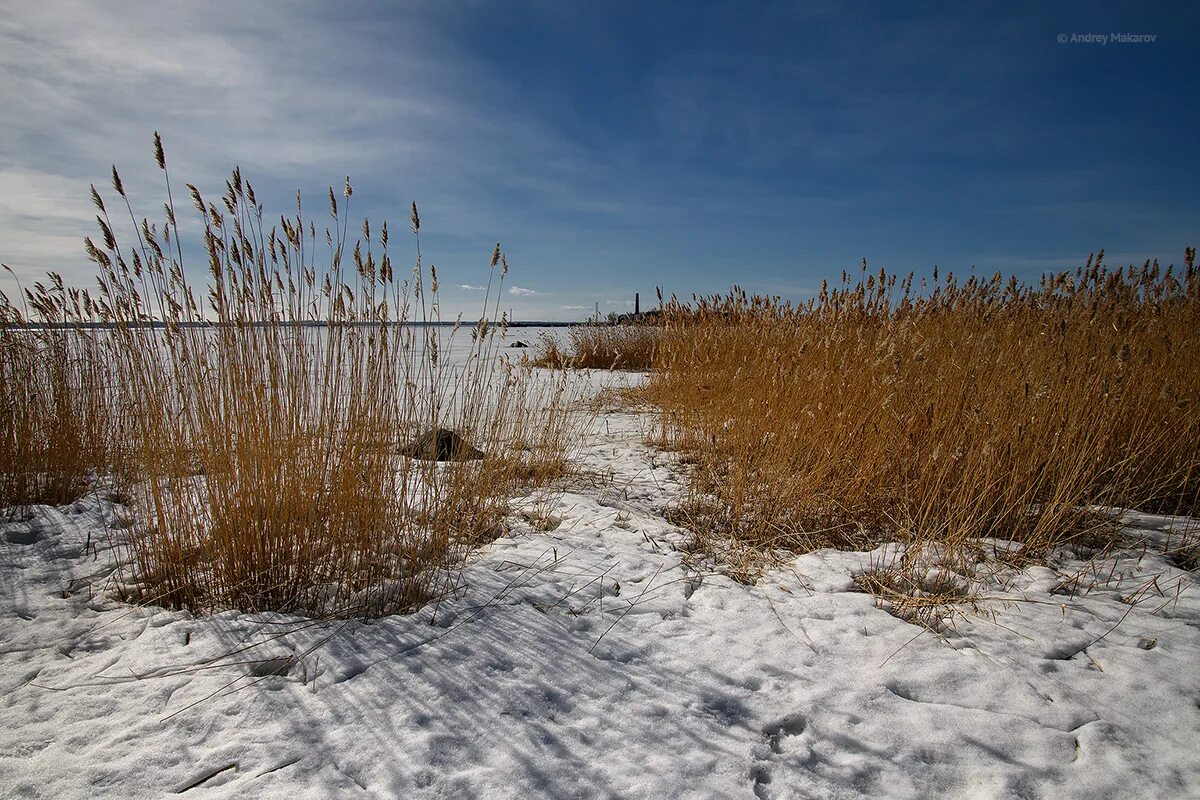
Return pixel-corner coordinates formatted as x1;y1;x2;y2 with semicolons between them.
4;136;581;618
647;254;1200;616
535;323;659;370
853;566;972;629
0;276;110;507
1165;530;1200;572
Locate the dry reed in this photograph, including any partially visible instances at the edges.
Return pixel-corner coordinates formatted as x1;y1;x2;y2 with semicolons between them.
1;272;111;507
535;323;660;370
646;253;1200;619
2;137;582;618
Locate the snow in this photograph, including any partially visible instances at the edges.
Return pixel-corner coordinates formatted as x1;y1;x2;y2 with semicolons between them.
3;373;1200;799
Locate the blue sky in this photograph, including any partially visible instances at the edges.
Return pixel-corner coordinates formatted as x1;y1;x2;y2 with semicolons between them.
1;0;1197;320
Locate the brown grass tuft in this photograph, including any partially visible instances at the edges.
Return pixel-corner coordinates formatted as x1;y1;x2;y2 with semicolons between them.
1;139;582;618
647;255;1200;622
1;272;111;507
534;324;660;370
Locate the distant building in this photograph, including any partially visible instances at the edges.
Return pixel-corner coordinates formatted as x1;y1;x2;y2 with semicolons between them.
613;293;664;324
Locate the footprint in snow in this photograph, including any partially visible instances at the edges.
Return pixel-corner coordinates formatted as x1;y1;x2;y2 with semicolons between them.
761;712;807;754
750;712;808;799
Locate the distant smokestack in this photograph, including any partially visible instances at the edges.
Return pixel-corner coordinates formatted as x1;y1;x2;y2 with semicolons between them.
635;292;640;315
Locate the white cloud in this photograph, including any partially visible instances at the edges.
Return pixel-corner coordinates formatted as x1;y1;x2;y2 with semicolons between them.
604;299;633;307
561;304;587;310
459;284;486;291
508;286;538;296
0;0;622;300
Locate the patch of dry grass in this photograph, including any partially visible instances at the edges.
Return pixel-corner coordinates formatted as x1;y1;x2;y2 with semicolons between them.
647;255;1200;621
535;324;659;370
853;566;973;629
2;137;582;618
1;278;111;507
1165;532;1200;572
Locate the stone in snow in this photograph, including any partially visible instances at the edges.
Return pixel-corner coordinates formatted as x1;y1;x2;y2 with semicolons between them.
399;428;486;461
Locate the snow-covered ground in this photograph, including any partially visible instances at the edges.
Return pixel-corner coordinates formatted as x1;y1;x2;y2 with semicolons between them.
3;375;1199;799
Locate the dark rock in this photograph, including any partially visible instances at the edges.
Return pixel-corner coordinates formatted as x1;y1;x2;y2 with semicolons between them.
509;340;529;348
400;428;486;462
5;526;41;545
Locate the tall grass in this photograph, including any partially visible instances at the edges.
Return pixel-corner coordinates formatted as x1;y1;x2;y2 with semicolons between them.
648;253;1200;596
0;273;111;507
3;137;581;617
535;323;660;370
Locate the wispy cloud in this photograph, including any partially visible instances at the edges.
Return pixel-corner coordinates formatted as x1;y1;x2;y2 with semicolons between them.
1;1;1191;313
459;284;486;291
0;0;617;300
508;286;538;296
561;304;587;310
